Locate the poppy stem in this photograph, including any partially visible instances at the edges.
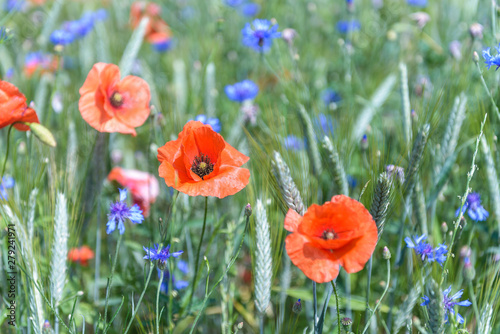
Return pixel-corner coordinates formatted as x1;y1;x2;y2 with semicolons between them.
187;196;209;313
361;258;391;334
313;281;317;330
156;269;164;334
364;256;373;324
1;124;14;180
103;234;123;331
330;281;341;334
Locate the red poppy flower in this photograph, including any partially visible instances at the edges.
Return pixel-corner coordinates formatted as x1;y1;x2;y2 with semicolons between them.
285;195;378;283
79;63;151;136
68;246;95;266
0;80;39;131
107;167;159;217
130;1;171;41
157;120;250;198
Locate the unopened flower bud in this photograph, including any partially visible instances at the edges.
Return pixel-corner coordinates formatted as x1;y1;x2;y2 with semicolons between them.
292;299;302;314
245;203;252;217
473;51;479;63
469;23;484;39
361;134;368;151
341;317;353;330
383;246;391;260
282;28;297;46
463;257;476;282
441;222;448;233
28;122;57;147
158;259;167;271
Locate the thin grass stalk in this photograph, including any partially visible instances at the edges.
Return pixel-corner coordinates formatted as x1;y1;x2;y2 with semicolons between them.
254;200;272;318
50;193;69;334
174;59;187;117
298;104;322;175
189;211;250;334
474;56;500;120
156;271;164;334
1;124;14;179
441;113;487;281
322;136;348;196
118;17;148;78
186;196;209;312
27;188;38;241
399;62;412;146
123;262;155;334
103;234;123;331
481;137;500;239
362;257;391;334
330;281;341;334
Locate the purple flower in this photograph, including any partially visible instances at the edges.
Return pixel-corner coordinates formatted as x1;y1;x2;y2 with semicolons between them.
483;45;500;70
240;3;260;17
336;20;361;34
225;79;259;102
158;259;189;292
50;30;75;45
315;113;334;137
193;114;221;132
143;244;183;262
321;89;341;107
0;176;15;200
407;0;427;7
284;135;305;151
224;0;245;7
405;235;448;265
241;19;281;53
421;286;472;324
152;38;173;52
106;189;144;234
455;192;489;221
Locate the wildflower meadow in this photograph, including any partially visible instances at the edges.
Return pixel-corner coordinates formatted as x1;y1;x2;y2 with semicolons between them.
1;0;500;333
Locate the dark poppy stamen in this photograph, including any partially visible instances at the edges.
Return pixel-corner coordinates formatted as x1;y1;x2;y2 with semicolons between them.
322;229;337;240
191;154;214;180
110;91;124;108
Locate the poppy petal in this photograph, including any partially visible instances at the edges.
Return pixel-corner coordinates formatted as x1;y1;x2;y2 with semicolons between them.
284;209;302;232
286;233;340;283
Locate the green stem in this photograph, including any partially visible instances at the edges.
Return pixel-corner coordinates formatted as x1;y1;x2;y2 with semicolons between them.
362;258;391;334
189;212;250;334
1;124;14;180
123;262;155;334
468;282;481;327
156;269;164;334
313;281;317;331
475;61;500;121
330;281;341;334
365;257;373;324
186;196;209;313
103;234;123;331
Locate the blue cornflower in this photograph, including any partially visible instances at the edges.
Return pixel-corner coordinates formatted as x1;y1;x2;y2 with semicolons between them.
224;0;245;7
107;189;144;234
407;0;428;7
405;235;448;265
455;192;489;221
421;286;472;324
152;38;174;52
241;19;281;53
284;135;305;151
158;259;189;292
315;113;334;137
225;79;259;102
6;0;25;12
50;30;75;45
0;176;15;200
347;175;357;189
241;3;260;17
193;115;221;133
336;20;361;34
321;89;341;107
64;13;95;38
143;244;183;262
483;45;500;70
93;9;108;21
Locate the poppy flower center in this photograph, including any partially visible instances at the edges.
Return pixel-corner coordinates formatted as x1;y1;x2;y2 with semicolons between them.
110;91;124;108
322;229;337;240
191;154;214;180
